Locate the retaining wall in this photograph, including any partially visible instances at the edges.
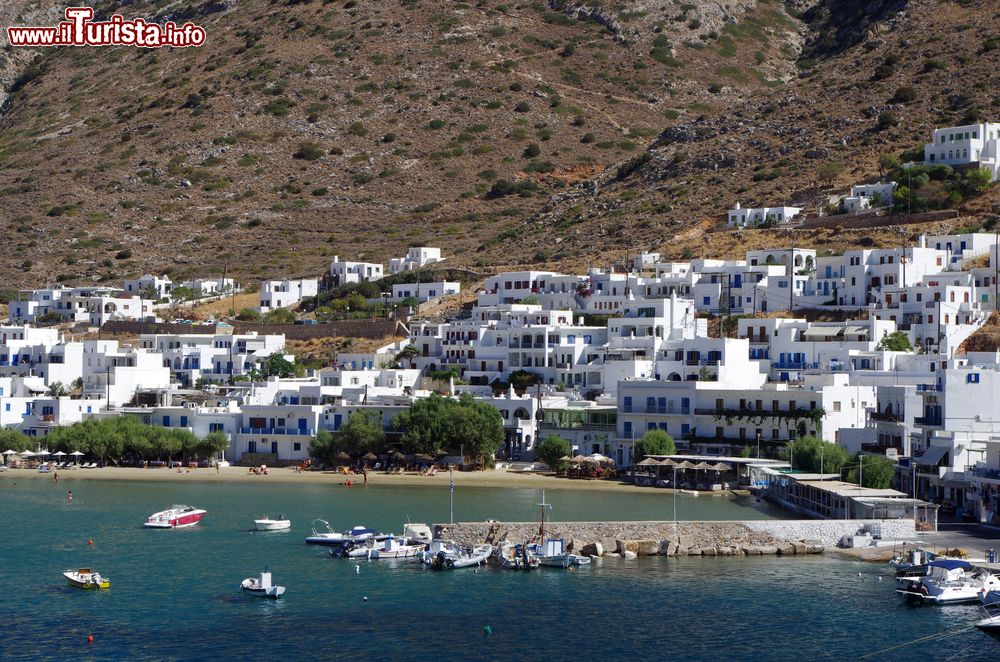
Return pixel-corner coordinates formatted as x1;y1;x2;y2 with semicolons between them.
434;519;916;557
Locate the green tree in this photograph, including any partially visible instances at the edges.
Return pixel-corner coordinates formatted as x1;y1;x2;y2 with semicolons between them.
171;286;194;302
339;411;385;454
199;431;229;459
47;382;66;397
309;430;339;466
35;310;63;327
783;436;849;474
846;454;896;489
536;435;572;468
878;153;901;180
634;429;676;460
392;393;503;459
509;370;540;391
816;161;844;188
966;167;994;194
255;352;296;379
0;428;31;453
878;331;914;352
393;345;421;368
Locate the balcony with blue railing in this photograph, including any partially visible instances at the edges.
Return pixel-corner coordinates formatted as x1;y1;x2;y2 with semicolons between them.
916;384;941;393
772;361;819;370
239;427;315;436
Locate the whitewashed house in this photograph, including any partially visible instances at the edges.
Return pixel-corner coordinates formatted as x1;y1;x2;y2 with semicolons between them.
123;274;172;300
922;122;1000;180
727;202;802;228
390;281;460;303
258;279;318;313
329;256;384;287
843;182;896;213
388;247;445;274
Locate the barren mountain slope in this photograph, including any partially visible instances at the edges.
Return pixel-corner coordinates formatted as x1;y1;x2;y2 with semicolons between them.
0;0;991;289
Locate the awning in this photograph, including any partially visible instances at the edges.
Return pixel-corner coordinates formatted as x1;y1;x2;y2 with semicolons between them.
802;327;841;338
915;445;949;466
843;325;869;337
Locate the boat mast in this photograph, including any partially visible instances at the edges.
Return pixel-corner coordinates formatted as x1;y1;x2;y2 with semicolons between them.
537;490;552;539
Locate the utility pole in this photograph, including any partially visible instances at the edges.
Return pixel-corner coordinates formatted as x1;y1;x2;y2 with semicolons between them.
994;230;998;315
788;249;794;312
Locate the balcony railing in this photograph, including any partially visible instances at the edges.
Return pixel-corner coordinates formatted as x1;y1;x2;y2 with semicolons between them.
914;416;942;427
916;384;940;393
239;427;314;436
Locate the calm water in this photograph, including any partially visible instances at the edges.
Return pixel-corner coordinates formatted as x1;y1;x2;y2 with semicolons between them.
0;476;995;661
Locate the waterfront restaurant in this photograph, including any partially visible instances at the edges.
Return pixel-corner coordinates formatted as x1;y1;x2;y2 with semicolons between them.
756;466;939;526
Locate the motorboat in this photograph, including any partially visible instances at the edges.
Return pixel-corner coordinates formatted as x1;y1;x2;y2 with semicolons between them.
402;523;432;544
534;538;592;568
240;565;285;599
64;568;110;590
254;515;291;531
679;489;699;496
976;601;1000;640
419;540;493;569
305;520;380;550
345;535;426;560
493;541;540;570
144;505;206;529
895;560;1000;604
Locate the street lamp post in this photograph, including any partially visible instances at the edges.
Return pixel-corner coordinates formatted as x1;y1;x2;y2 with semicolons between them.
673;466;678;523
756;431;761;460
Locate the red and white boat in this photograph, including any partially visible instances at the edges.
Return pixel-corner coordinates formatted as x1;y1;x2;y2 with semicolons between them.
144;504;207;529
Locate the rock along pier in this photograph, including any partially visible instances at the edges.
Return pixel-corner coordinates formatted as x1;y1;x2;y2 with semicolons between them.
433;520;917;558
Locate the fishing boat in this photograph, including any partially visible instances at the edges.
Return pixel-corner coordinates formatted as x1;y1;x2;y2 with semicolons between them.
240;564;285;599
493;541;539;570
63;568;110;590
304;520;380;550
889;548;937;572
534;538;592;568
895;560;1000;604
144;505;206;529
345;535;427;559
254;515;291;531
419;540;493;569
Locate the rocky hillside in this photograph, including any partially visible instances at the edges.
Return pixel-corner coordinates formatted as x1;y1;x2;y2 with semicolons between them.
0;0;993;290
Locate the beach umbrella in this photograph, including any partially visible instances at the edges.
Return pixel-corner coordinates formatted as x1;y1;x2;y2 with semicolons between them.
673;461;695;469
711;462;732;472
362;452;378;461
658;458;678;467
693;461;714;470
557;455;575;462
414;453;433;463
53;451;67;458
3;449;16;456
19;450;34;457
636;457;660;466
36;450;50;456
335;451;352;463
69;451;84;456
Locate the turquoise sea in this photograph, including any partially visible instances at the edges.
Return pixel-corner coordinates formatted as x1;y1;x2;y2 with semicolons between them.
0;475;995;661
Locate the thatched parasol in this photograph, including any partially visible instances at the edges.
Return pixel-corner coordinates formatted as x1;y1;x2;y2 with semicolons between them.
335;451;352;463
414;453;434;463
658;458;678;467
362;451;378;461
710;462;733;472
636;457;661;466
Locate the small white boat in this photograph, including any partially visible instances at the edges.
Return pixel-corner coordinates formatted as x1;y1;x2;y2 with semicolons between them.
493;541;540;570
679;489;699;496
896;560;1000;604
63;568;110;590
534;538;592;568
346;535;426;559
144;505;206;529
305;520;380;548
254;515;291;531
976;601;1000;640
419;541;493;569
240;565;285;599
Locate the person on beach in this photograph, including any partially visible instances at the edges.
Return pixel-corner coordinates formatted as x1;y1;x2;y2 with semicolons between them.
53;471;58;482
362;467;368;485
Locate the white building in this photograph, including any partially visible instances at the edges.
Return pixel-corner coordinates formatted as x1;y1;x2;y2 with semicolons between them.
81;340;171;408
259;279;319;313
922;122;1000;180
727;202;802;228
389;247;445;274
843;182;896;213
123;274;173;300
329;256;384;287
390;281;460;303
180;277;237;298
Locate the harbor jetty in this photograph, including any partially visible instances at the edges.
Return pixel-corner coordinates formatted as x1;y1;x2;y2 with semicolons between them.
434;520;917;557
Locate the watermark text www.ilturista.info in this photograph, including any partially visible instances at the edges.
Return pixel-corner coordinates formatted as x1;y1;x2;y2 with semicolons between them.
6;7;205;48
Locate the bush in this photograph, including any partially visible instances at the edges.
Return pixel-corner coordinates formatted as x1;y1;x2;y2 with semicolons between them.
536;435;572;468
514;101;530;112
876;111;899;131
890;86;917;103
486;179;537;199
115;249;132;260
293;142;324;161
522;143;541;158
427;119;445;130
236;308;261;321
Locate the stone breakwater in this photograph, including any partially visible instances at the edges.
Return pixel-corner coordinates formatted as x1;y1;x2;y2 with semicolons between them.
433;519;917;558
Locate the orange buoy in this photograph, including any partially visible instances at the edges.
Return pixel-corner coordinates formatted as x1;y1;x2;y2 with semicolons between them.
88;539;93;546
87;634;94;644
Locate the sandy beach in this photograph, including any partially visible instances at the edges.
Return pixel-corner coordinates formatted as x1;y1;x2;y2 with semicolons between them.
0;465;740;495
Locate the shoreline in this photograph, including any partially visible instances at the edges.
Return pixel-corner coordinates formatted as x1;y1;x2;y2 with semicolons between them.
0;465;745;495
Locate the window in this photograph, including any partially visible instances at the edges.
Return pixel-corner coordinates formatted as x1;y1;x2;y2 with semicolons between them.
623;421;632;437
968;373;980;383
162;415;170;427
832;401;841;412
623;396;632;413
293;442;301;452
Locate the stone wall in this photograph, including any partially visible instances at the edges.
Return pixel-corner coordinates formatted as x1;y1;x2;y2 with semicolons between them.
434;519;916;557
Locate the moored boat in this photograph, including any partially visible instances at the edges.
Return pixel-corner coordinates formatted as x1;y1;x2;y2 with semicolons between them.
345;535;426;559
240;565;285;599
144;505;206;529
895;560;1000;604
976;601;1000;640
305;520;380;551
419;540;493;569
493;541;540;570
64;568;110;590
255;518;291;531
534;538;591;568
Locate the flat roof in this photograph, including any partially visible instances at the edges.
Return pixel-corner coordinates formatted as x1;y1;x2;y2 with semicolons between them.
796;480;908;498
